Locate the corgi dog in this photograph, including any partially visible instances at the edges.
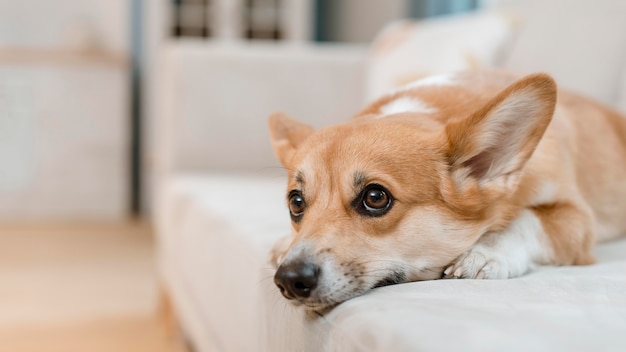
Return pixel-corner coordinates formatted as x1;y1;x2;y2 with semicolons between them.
267;70;626;311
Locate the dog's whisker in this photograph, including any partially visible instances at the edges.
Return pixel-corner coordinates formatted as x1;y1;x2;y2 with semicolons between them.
258;275;275;284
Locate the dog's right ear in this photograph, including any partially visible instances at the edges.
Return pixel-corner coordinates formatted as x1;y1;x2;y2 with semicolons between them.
444;73;556;194
268;112;315;166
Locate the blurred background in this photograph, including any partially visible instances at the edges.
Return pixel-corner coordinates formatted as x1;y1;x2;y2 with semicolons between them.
1;0;625;351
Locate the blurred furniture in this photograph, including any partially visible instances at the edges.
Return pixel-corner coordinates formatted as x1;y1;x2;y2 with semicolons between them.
154;1;626;351
0;0;129;220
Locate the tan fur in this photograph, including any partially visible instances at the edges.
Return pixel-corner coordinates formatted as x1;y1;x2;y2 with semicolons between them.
268;70;626;310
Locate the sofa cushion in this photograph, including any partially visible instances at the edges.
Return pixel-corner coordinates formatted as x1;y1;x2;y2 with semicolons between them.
155;173;289;351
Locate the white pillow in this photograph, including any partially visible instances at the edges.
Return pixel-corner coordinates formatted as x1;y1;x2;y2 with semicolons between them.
366;11;518;101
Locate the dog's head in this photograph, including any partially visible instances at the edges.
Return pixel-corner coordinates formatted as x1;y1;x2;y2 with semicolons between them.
268;73;556;310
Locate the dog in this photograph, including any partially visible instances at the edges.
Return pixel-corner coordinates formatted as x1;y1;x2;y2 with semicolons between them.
267;70;626;311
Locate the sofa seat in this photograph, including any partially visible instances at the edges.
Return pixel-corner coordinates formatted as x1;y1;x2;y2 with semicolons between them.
156;174;626;352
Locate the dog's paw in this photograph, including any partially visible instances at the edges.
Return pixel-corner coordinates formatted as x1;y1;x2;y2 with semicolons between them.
443;245;511;280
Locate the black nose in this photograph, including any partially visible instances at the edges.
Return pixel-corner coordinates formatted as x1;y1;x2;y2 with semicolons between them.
274;261;320;299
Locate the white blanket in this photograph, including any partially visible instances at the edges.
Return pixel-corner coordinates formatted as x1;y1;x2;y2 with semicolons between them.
156;175;626;352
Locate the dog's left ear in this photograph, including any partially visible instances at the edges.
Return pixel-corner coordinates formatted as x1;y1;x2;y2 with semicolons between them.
445;73;557;192
268;112;315;166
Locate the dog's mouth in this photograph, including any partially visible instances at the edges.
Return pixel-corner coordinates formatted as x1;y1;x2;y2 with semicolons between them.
275;261;450;312
282;269;410;312
372;270;407;289
274;254;447;311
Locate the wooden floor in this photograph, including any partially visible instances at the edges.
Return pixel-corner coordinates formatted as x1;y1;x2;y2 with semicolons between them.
0;222;186;352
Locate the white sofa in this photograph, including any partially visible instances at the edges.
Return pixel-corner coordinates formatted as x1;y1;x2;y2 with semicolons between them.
154;2;626;351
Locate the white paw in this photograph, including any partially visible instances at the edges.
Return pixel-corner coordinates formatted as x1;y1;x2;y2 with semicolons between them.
443;245;511;280
443;211;548;280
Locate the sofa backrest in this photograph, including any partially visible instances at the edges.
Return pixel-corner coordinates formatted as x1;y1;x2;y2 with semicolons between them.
501;0;626;109
153;42;367;175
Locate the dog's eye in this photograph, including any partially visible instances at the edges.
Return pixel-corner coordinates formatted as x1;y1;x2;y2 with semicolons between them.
357;184;393;217
288;191;306;221
364;188;389;210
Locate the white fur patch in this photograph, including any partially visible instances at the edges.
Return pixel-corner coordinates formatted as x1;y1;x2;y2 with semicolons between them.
378;97;437;117
281;241;312;264
533;181;557;205
444;210;552;279
402;73;457;90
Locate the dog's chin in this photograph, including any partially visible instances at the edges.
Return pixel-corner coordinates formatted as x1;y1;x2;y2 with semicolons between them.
286;293;356;314
302;302;338;315
292;285;383;313
290;297;341;312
